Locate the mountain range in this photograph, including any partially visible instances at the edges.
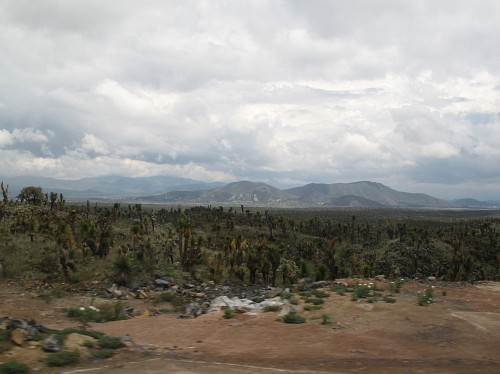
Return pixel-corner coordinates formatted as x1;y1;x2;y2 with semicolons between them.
2;175;496;209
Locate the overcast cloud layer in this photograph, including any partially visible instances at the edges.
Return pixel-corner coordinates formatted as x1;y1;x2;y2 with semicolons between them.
1;0;500;200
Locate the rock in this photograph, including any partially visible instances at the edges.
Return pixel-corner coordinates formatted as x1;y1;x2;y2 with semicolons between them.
137;290;148;299
360;303;374;312
260;297;285;309
36;323;57;334
374;274;386;282
310;281;329;289
63;333;96;357
179;302;203;318
267;287;283;298
155;279;170;288
42;335;61;352
11;328;28;345
27;326;41;339
9;319;28;330
427;276;436;281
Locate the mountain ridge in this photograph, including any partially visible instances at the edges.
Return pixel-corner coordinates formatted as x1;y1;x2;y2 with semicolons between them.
1;175;498;209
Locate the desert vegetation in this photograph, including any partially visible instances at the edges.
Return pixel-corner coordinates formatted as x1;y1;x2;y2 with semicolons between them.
0;184;499;290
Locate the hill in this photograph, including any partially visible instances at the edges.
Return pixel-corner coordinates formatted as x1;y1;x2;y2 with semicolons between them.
2;175;496;209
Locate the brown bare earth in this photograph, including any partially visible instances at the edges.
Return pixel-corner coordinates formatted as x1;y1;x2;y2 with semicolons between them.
1;280;499;374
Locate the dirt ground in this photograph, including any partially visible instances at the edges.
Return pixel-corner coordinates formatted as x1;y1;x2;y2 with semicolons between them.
1;280;499;374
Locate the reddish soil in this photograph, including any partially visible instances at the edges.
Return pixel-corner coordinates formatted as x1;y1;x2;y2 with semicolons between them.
1;280;499;373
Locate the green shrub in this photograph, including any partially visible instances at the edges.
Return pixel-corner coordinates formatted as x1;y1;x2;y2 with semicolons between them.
305;298;324;305
282;313;305;324
280;290;293;300
223;308;235;319
0;361;29;374
351;283;372;301
321;313;331;325
47;351;80;367
289;297;300;305
331;284;346;295
0;330;11;341
91;348;114;359
66;301;126;323
303;304;321;311
311;289;330;298
418;286;435;306
82;339;95;349
263;305;281;312
98;336;122;349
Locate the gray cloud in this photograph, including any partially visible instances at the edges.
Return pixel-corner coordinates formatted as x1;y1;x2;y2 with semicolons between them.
1;1;500;199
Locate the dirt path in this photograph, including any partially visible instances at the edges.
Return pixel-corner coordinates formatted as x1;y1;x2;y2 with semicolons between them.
2;280;500;373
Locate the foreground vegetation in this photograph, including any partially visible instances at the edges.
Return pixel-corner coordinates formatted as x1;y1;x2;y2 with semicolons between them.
0;184;499;289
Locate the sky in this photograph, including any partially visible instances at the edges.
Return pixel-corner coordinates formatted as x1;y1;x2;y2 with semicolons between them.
1;0;500;200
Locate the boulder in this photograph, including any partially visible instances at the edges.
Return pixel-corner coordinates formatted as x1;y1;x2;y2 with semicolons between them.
155;279;170;288
63;333;96;357
42;335;61;352
11;328;28;345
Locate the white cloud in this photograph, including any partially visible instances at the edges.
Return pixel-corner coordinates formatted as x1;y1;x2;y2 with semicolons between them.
0;1;500;199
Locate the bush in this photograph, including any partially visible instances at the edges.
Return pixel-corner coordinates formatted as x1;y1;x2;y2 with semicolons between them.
0;361;29;374
223;308;235;319
418;286;435;306
98;336;122;349
280;290;293;300
263;305;281;312
351;283;372;301
282;313;305;324
91;348;114;359
305;298;324;305
83;339;95;348
321;313;331;325
311;289;330;298
66;301;126;323
303;304;321;311
0;330;11;341
47;351;80;367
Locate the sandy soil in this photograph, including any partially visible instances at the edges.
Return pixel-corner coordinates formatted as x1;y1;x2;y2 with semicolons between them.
1;280;499;373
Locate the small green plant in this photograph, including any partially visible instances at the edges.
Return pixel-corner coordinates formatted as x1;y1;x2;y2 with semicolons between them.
282;313;305;324
98;336;122;349
305;298;324;305
289;297;300;305
311;289;330;298
442;290;448;296
263;305;281;312
331;284;346;295
223;308;235;319
66;301;126;323
418;286;435;306
280;290;293;300
351;283;373;301
47;351;80;367
0;330;11;341
389;278;405;295
303;304;321;311
82;339;95;349
0;361;29;374
321;313;331;325
91;348;114;359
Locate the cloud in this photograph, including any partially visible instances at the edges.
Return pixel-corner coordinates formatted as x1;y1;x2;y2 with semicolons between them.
0;1;499;199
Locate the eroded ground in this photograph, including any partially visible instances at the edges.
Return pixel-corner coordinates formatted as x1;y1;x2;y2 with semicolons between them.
1;280;499;373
